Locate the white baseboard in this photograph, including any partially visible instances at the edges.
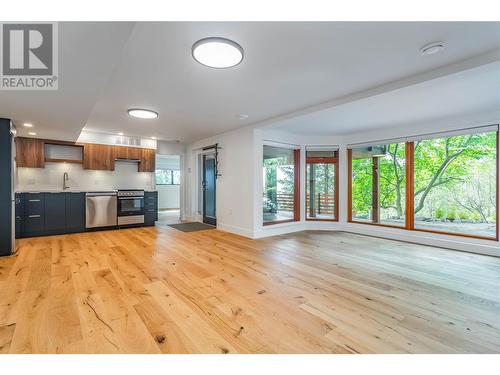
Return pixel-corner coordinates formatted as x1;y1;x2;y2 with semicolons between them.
217;223;254;238
342;222;500;258
253;222;306;239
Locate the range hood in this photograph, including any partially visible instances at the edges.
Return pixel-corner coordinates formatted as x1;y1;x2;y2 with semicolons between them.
115;158;140;163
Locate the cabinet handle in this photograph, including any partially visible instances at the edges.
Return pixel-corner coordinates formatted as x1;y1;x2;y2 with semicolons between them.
28;214;41;218
29;199;41;202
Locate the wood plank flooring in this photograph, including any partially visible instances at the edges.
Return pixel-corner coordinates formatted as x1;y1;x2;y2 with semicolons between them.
0;227;499;353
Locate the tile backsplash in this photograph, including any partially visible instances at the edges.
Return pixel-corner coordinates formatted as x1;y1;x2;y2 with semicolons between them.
17;161;155;191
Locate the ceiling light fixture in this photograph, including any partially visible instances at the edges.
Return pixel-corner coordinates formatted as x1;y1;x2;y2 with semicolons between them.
192;37;244;68
420;41;445;56
128;109;158;119
23;123;33;128
236;114;249;120
28;132;37;136
151;136;157;140
118;132;124;136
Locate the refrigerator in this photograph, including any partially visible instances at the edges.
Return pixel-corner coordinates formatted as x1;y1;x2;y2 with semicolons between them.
0;118;16;257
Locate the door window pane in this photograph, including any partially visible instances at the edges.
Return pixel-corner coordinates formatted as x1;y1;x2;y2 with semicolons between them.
351;143;406;227
263;145;298;224
413;131;497;238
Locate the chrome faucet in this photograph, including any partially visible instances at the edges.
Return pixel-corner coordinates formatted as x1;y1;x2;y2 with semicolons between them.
63;172;70;190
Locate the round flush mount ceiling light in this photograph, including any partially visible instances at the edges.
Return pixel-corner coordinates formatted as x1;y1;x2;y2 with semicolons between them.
192;37;244;68
420;41;445;56
128;108;159;119
23;123;33;128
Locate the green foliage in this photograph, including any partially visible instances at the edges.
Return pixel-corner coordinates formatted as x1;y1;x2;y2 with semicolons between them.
435;207;445;219
350;131;497;225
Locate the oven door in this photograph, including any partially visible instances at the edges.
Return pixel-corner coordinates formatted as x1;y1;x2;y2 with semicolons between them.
118;197;144;216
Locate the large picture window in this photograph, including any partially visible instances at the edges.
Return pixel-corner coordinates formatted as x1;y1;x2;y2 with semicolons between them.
348;126;499;240
306;148;338;221
263;145;300;225
413;130;497;238
350;142;406;227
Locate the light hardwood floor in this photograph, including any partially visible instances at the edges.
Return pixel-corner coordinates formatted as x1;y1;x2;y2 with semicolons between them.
0;227;499;354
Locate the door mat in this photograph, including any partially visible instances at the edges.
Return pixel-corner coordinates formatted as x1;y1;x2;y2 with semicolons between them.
167;222;216;232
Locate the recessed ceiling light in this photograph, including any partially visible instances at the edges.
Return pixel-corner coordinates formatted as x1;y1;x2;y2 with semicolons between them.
118;132;124;136
23;123;33;128
128;109;158;119
420;41;445;56
28;132;36;136
151;136;157;140
192;37;244;68
236;114;249;120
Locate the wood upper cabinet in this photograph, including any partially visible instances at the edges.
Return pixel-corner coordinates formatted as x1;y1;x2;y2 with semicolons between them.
114;146;142;161
138;148;156;172
83;143;114;171
16;137;45;168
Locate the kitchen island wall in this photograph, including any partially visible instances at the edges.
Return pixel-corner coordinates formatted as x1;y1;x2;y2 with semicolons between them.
17;161;155;191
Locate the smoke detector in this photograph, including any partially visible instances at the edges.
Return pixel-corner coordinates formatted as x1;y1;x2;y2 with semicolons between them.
420;41;445;56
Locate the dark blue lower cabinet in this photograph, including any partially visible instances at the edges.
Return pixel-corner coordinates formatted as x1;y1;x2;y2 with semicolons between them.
23;193;45;237
19;191;154;237
66;192;85;232
20;192;86;237
145;208;158;226
44;193;66;233
144;191;158;226
15;193;23;239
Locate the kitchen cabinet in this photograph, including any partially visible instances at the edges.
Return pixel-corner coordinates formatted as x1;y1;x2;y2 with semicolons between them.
19;192;86;237
15;193;23;239
66;192;85;231
114;145;143;161
144;191;158;226
139;148;156;172
23;193;45;236
83;143;114;171
16;137;155;173
16;137;45;168
44;193;66;232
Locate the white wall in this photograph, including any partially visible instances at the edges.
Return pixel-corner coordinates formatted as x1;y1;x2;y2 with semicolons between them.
157;185;180;209
156;154;181;209
156;141;186;214
181;111;500;257
17;161;155;191
252;112;500;257
253;128;345;238
77;130;157;149
185;126;255;237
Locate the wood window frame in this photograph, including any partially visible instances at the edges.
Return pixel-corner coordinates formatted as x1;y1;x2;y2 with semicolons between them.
305;156;339;222
347;131;500;241
263;148;300;226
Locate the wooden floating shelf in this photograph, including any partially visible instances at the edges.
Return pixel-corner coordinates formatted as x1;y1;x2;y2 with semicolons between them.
45;158;83;164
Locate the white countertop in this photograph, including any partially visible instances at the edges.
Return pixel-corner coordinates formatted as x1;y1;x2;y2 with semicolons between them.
16;189;117;193
16;189;157;193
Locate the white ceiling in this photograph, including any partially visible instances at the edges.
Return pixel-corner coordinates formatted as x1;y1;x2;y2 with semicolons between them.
269;61;500;135
0;22;136;140
1;22;500;143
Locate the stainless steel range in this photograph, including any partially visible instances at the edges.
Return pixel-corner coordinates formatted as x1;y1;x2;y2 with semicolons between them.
117;190;145;225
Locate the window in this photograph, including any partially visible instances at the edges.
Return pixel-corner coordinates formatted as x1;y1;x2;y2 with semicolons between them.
413;130;497;238
350;142;406;227
306;148;338;220
263;145;299;225
155;169;180;185
348;126;499;240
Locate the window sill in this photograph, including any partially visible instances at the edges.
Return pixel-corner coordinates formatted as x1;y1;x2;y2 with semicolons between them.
347;220;498;242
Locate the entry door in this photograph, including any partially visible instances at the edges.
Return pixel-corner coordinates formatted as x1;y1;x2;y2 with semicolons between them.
202;155;216;226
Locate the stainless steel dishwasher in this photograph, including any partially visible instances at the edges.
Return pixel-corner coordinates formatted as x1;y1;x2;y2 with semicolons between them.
85;192;117;228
